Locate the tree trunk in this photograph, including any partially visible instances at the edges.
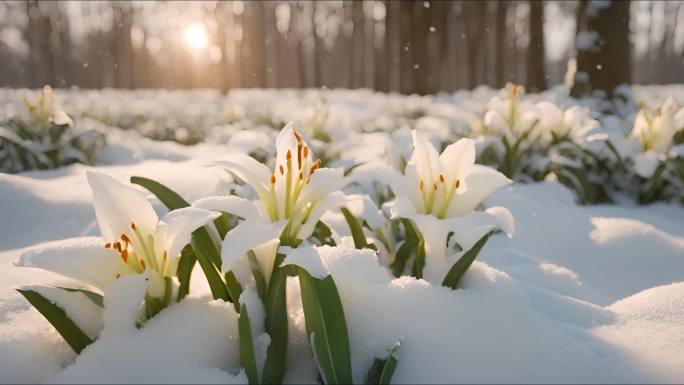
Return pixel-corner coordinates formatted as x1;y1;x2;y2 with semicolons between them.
570;0;631;98
526;1;546;92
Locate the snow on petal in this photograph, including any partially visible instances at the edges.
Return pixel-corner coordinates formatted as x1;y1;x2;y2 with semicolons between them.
220;219;287;273
86;171;159;242
18;237;134;292
633;151;661;178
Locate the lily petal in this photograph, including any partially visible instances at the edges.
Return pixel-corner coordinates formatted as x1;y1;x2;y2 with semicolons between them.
448;165;511;217
220;219;288;273
298;191;347;239
214;155;272;197
86;171;158;243
409;130;442;184
298;167;347;205
439;138;476;187
193;195;268;222
156;207;221;263
18;236;133;291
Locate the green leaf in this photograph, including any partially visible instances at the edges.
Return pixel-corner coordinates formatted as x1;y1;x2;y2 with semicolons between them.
247;250;268;301
238;303;260;385
261;255;289;384
442;233;491;289
340;207;370;250
191;236;231;302
312;220;336;247
296;268;353;384
365;339;401;385
130;176;189;209
176;246;196;301
17;288;94;354
55;287;104;307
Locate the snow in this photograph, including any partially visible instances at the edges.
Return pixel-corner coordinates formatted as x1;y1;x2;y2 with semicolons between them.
1;86;683;383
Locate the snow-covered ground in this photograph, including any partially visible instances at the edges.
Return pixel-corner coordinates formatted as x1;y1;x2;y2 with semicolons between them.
1;86;683;383
1;136;682;383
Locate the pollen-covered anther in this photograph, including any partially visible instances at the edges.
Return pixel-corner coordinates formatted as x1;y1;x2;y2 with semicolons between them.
131;222;136;230
121;249;128;263
297;144;303;168
140;259;146;269
286;149;292;160
104;242;112;249
454;179;460;189
293;130;302;143
121;234;130;243
279;165;285;175
299;171;304;180
419;179;424;191
303;146;309;158
271;174;276;185
433;182;438;191
114;242;122;252
439;174;445;183
163;251;167;261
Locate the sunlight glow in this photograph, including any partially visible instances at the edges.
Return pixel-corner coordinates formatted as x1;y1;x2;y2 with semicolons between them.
184;23;208;50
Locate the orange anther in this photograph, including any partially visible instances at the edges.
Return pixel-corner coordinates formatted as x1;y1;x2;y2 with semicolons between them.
271;174;276;184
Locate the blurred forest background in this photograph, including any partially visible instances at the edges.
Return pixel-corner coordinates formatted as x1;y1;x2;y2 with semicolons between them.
0;1;682;95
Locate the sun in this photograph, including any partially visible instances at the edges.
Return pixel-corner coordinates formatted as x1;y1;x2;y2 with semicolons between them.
184;23;208;50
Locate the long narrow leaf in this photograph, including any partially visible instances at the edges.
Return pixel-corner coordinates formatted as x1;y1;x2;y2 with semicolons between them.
17;289;94;354
365;339;401;385
297;267;353;384
442;233;491;289
261;255;289;384
238;303;260;385
176;246;196;301
340;207;370;249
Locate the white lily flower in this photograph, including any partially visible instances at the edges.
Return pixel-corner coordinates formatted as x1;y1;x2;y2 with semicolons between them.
389;131;514;283
21;85;73;128
483;83;538;144
19;171;219;301
194;123;346;274
631;97;684;154
630;98;684;178
536;101;597;143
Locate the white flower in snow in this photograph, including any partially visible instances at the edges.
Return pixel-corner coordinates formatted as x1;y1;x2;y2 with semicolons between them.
535;101;597;143
630;98;684;177
194;123;346;275
483;83;539;144
22;85;73;128
18;172;219;301
389;131;514;282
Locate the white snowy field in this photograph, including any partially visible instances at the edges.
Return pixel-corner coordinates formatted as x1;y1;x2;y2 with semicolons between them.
1;85;684;384
0;130;682;384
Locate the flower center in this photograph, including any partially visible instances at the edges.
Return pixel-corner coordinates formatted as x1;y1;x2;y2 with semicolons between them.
418;174;460;219
104;222;170;276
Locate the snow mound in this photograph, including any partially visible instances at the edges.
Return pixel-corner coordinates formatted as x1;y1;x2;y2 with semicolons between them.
594;282;684;383
50;298;246;384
